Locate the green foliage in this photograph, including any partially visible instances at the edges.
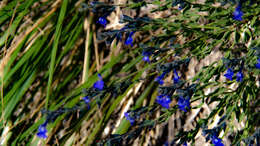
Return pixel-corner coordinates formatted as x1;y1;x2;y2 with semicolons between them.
0;0;259;145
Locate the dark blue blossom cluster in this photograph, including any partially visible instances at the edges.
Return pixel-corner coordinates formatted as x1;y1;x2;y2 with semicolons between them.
177;96;190;112
223;58;245;82
256;58;260;69
156;94;172;109
202;121;226;146
124;31;135;47
36;121;48;139
220;0;245;21
124;107;149;125
124;112;135;125
81;73;106;108
176;84;196;112
211;135;224;146
88;2;116;28
142;51;152;63
82;96;91;109
155;74;177;108
219;0;256;21
93;74;104;90
155;72;166;85
98;25;135;46
156;78;195;113
202;134;224;146
224;68;234;81
156;85;177;110
233;4;243;21
153;59;191;110
82;74;104;107
224;68;244;82
81;75;135;112
82;96;90;105
97;16;108;27
36;74;105;139
36;106;84;139
173;69;180;84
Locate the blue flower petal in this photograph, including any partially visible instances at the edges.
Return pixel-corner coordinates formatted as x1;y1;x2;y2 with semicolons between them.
156;94;171;109
37;132;47;139
236;71;243;82
173;69;180;84
142;55;150;62
36;122;48;139
211;135;224;146
125;32;134;46
97;17;107;27
177;96;190;112
256;58;260;69
83;96;90;104
233;4;243;21
124;112;135;125
224;68;234;81
155;72;166;85
93;74;104;90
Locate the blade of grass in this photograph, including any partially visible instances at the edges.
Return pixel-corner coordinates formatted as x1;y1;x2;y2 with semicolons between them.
46;0;68;109
0;0;35;47
4;69;37;120
82;15;93;83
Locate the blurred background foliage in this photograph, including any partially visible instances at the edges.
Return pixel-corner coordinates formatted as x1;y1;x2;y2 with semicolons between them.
0;0;259;145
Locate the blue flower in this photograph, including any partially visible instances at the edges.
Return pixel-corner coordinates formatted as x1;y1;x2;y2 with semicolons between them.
183;142;187;146
93;74;104;90
155;72;166;85
36;122;48;139
156;94;171;109
125;31;134;46
236;70;243;82
124;112;135;125
173;69;180;84
142;51;152;63
233;4;243;21
82;96;90;104
97;16;107;27
224;68;234;81
211;135;224;146
256;58;260;69
177;96;190;112
82;96;91;109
